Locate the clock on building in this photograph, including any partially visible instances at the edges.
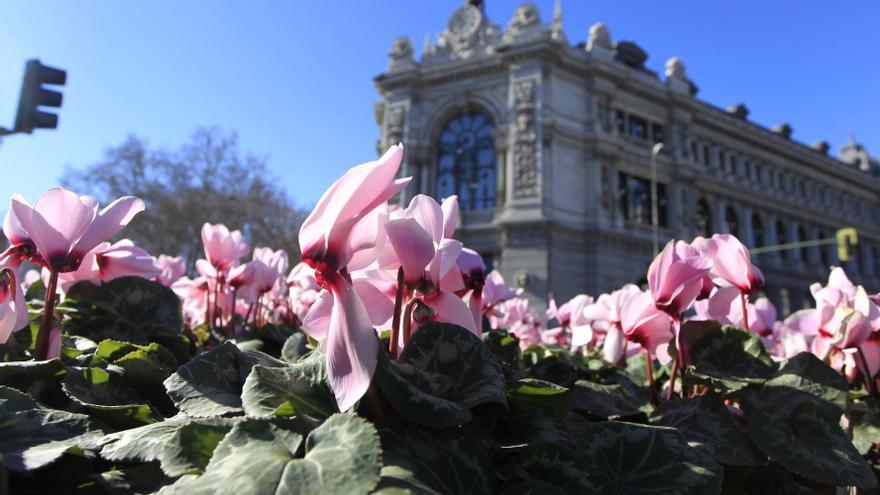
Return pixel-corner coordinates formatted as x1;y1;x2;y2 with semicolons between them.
447;4;482;43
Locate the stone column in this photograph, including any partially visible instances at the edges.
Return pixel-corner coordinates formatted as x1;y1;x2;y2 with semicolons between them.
713;197;727;236
741;205;754;247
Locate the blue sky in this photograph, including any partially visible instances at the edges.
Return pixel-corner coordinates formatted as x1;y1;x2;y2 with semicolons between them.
1;1;877;209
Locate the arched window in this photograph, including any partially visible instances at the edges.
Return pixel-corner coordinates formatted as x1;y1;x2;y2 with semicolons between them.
752;214;764;248
725;206;739;236
797;226;809;262
776;220;787;260
436;112;496;210
695;198;712;237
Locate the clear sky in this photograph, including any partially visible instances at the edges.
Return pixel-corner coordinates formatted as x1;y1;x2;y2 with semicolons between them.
1;1;877;209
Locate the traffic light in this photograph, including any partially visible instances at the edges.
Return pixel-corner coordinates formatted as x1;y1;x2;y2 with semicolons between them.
13;59;66;134
836;227;858;262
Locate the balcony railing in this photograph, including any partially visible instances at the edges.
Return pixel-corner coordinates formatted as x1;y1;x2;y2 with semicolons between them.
462;209;495;226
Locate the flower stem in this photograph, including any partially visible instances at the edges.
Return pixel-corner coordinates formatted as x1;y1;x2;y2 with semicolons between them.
35;270;59;361
644;348;658;406
667;359;678;401
390;267;405;358
856;347;877;397
401;299;415;345
740;292;750;331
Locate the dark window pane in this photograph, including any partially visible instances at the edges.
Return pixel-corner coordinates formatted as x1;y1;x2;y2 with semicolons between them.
696;198;712;236
657;183;668;227
777;221;787;260
652;123;665;144
616;110;626;134
725;206;738;236
435;112;496;210
752;214;764;247
629;116;648;140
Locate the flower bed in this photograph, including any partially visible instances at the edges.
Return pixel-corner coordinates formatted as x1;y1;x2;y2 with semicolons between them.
1;146;878;493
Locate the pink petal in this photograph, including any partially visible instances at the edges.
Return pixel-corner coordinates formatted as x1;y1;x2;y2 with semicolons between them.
603;327;626;364
71;196;145;259
352;276;395;328
302;290;332;342
384;218;435;284
324;273;379;411
440;195;459;239
29;188;96;263
405;195;444;243
429;238;462;287
422;290;477;335
3;195;32;245
300;145;407;268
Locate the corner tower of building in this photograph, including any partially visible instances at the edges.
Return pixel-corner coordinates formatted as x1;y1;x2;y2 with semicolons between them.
374;1;880;314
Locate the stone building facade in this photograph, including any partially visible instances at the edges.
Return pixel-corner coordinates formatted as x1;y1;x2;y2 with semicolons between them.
373;0;880;315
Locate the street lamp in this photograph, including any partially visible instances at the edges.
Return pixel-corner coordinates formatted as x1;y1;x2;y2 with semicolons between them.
650;142;664;255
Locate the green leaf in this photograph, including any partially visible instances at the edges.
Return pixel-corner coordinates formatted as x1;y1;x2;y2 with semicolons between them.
483;330;520;366
377;419;496;495
95;339;179;387
571;380;649;421
62;366;158;429
743;386;876;489
508;443;595;494
684;324;776;391
281;332;310;363
650;392;761;466
763;352;847;412
161;422;231;477
99;413;236;474
507;378;572;419
241;351;337;423
160;414;381;495
377;322;507;427
0;358;64;389
163;342;260;417
62;277;191;364
88;461;174;495
0;385;103;472
579;422;723;495
851;398;880;455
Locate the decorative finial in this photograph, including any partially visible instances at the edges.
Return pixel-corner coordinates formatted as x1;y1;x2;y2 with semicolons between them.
423;33;432;56
665;56;687;81
587;22;612;51
551;0;565;41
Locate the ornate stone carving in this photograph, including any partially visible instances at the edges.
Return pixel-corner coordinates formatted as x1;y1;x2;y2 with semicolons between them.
386;106;405;146
509;3;540;31
388;36;415;71
390;36;413;59
434;3;500;60
665;57;687;81
587;22;612;51
512;80;538;199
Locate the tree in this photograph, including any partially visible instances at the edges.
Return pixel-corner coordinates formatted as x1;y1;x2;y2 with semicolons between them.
61;128;309;266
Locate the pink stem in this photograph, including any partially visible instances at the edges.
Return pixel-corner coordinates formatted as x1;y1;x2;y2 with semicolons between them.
35;271;59;361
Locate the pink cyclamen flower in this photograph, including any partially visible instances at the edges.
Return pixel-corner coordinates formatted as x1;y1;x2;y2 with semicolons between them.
0;268;23;343
300;145;409;273
11;188;144;272
201;223;250;274
156;255;187;287
299;145;410;411
695;234;764;295
648;240;713;317
620;289;673;358
57;239;162;292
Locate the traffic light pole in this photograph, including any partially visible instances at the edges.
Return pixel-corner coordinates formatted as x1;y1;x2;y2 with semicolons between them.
1;59;66;139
